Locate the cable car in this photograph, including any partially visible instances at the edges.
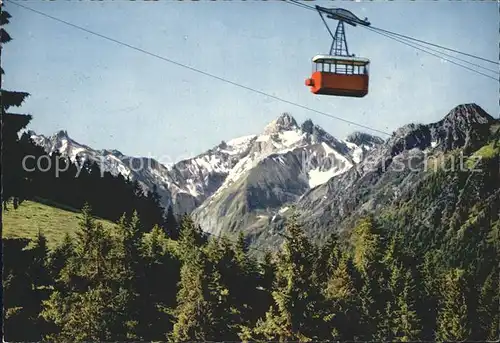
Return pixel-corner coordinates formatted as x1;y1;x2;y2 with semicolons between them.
305;6;371;98
305;54;369;97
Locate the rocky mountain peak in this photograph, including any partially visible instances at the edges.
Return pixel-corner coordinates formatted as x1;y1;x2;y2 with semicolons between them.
442;103;494;125
301;119;315;134
377;103;497;159
263;112;299;134
346;131;385;147
431;103;496;152
55;130;69;139
101;149;124;157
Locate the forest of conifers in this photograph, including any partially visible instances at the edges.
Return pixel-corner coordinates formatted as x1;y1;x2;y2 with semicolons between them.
3;199;499;342
2;6;499;342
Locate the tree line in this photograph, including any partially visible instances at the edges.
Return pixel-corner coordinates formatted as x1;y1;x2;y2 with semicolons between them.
3;204;498;342
14;135;178;237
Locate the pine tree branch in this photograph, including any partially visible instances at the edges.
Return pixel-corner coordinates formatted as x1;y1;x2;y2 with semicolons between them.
1;27;12;43
0;10;11;26
1;90;30;110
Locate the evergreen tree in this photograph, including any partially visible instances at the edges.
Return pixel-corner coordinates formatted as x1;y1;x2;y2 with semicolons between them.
29;230;51;335
350;216;386;340
234;231;249;268
392;269;422;341
170;215;213;341
232;232;263;328
41;285;112;342
240;249;275;340
315;231;341;285
141;185;166;232
165;204;179;239
31;229;50;288
253;214;326;342
323;252;360;340
3;238;46;341
419;250;442;339
41;204;119;342
435;268;471;341
376;229;422;341
377;232;401;341
110;212;144;339
351;216;384;276
259;250;276;293
140;224;180;340
47;233;75;282
204;237;240;340
141;224;169;259
1;8;32;208
477;268;499;340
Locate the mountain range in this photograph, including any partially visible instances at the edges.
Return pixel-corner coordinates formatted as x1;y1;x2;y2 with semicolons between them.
28;103;499;251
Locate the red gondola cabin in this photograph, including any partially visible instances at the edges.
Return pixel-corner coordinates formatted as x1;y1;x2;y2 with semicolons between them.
305;55;369;98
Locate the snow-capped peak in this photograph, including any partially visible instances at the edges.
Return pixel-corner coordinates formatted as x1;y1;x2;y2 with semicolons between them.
28;111;385;219
263;112;299;134
209;113;380;199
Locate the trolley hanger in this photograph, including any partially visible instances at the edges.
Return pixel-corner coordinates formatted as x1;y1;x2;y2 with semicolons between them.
305;6;371;98
315;6;371;27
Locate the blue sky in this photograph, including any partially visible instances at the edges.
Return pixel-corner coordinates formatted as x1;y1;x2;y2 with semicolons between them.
3;0;498;164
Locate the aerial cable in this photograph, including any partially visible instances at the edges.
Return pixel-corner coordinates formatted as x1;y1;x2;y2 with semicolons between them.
369;29;499;75
5;0;395;259
362;25;499;82
284;0;499;71
285;0;315;12
287;0;316;12
6;0;391;137
369;26;499;66
5;0;296;258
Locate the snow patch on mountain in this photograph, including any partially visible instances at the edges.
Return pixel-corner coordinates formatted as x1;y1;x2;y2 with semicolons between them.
308;164;351;189
191;113;386;239
279;129;306;147
344;141;364;163
220;134;257;155
279;206;290;214
28;112;384;220
308;168;336;188
212;153;257;196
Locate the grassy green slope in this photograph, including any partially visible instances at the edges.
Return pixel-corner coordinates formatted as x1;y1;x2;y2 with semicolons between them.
2;200;115;248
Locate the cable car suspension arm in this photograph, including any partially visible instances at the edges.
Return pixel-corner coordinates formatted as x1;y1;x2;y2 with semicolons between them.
317;7;350;57
287;0;498;66
317;8;335;40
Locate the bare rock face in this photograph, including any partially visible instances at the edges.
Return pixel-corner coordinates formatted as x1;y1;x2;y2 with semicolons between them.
30;103;497;254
